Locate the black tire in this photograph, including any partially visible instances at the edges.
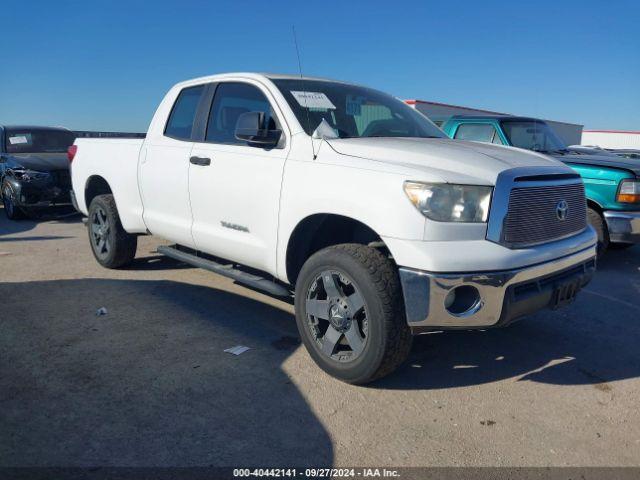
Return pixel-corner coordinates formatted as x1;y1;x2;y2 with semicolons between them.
294;243;412;384
587;207;608;256
2;181;25;220
87;194;137;268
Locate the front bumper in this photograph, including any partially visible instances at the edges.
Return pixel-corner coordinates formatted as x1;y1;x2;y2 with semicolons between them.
399;246;596;333
12;183;71;208
604;210;640;244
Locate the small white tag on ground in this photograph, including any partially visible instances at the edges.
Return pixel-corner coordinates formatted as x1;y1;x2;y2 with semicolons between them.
224;345;250;356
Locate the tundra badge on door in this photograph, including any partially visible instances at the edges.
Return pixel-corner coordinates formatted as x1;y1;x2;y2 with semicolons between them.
221;221;250;233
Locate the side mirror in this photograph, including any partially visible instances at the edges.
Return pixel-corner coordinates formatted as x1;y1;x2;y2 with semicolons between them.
235;111;281;148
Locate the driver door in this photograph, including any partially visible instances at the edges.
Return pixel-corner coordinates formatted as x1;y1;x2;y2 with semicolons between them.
188;81;289;274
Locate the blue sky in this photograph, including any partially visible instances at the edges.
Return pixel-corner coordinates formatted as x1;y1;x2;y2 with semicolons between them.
1;0;638;132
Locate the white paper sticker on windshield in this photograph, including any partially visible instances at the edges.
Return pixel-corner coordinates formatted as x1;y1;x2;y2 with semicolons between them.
290;91;336;110
8;136;28;145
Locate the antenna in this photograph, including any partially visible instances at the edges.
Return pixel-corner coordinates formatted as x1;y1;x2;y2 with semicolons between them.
292;26;316;160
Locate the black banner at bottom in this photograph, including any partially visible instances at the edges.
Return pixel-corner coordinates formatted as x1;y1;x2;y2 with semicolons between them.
1;467;640;480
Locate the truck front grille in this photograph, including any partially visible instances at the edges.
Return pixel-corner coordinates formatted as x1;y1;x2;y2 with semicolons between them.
502;182;587;247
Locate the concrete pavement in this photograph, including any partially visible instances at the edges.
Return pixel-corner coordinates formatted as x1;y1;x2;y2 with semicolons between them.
1;207;639;467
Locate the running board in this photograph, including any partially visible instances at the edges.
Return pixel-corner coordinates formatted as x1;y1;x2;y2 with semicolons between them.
157;245;291;297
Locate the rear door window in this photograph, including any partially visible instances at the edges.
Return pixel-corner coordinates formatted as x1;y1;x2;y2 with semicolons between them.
165;85;205;140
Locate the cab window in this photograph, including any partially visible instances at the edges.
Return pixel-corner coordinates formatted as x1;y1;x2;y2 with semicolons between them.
454;123;501;144
164;85;205;140
206;82;279;145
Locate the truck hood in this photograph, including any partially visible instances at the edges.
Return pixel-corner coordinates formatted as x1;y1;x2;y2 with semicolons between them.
551;152;640;177
325;137;565;184
4;153;69;172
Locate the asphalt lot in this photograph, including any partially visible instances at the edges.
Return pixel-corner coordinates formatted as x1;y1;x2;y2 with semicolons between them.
1;206;639;467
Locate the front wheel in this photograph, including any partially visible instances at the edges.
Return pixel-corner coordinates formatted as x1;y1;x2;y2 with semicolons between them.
2;181;25;220
587;207;609;256
87;194;137;268
294;244;412;384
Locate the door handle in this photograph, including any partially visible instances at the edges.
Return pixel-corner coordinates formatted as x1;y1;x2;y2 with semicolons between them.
190;156;211;166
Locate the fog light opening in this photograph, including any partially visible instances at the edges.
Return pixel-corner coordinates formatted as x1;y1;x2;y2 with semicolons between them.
444;285;482;316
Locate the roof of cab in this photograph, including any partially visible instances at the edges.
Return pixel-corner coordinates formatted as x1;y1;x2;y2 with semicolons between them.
172;72;364;88
262;73;355;83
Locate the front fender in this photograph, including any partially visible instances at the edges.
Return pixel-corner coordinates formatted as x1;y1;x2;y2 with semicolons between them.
276;158;426;281
567;163;633;210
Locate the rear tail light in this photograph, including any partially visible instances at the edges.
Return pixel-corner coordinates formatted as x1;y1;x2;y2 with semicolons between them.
67;145;78;163
617;179;640;204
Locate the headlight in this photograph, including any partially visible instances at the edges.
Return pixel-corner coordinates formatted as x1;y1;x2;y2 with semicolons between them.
403;181;492;222
617;179;640;204
10;169;51;182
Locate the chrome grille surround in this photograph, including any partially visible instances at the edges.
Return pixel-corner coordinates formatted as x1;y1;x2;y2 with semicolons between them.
487;167;587;249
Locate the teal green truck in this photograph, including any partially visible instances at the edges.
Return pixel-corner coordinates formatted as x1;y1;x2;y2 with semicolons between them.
442;116;640;253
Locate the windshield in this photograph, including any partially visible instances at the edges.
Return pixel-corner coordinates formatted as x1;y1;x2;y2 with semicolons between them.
500;120;566;153
272;79;445;139
5;129;76;154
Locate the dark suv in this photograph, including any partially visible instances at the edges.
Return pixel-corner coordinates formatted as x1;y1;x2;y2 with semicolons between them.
0;126;76;220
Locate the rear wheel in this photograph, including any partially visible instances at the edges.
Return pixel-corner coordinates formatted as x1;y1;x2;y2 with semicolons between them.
587;207;608;256
2;181;25;220
294;244;412;384
88;194;137;268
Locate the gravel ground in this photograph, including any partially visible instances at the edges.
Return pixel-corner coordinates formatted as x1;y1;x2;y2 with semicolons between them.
1;206;639;467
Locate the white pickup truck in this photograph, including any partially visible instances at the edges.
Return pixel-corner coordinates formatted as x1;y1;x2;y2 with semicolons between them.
70;73;597;383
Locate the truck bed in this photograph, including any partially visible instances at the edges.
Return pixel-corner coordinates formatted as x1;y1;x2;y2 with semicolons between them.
71;137;147;233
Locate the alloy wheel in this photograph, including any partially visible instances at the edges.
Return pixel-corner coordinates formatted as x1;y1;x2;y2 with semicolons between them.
90;206;111;258
305;270;368;362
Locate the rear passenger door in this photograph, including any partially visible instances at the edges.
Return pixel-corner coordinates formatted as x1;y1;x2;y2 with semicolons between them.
139;84;206;247
188;81;289;274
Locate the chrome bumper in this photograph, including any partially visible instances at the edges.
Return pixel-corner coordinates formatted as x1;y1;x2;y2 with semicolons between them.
399;246;596;333
604;210;640;244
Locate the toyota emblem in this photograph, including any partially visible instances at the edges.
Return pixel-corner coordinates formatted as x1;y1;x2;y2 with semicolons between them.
556;200;569;221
